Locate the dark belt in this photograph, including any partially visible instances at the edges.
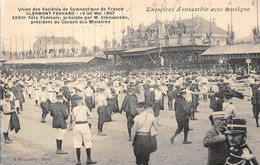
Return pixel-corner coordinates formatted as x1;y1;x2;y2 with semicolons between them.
136;132;150;136
75;121;88;124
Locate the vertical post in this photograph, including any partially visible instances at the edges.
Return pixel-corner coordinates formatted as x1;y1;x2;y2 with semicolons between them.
22;34;25;59
45;30;47;54
155;0;158;22
230;0;233;34
165;0;168;23
53;28;56;52
94;24;96;55
257;0;259;43
82;25;85;47
192;0;194;31
121;4;125;49
22;34;24;52
15;35;17;54
10;36;12;60
29;33;32;52
113;19;115;50
209;0;212;34
2;37;4;53
37;31;39;58
82;25;85;56
105;24;107;41
62;27;64;57
179;0;181;21
72;25;74;56
130;0;133;29
230;0;233;44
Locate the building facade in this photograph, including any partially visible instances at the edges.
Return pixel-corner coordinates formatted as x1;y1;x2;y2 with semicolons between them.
33;36;81;57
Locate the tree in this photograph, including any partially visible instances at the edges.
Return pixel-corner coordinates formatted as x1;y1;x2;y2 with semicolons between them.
82;46;87;55
93;46;99;53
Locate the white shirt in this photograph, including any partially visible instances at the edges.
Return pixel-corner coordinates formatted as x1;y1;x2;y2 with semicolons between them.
104;88;112;99
39;91;48;102
160;85;168;95
95;93;107;107
154;89;162;101
85;86;94;97
2;100;12;113
134;111;155;132
73;105;93;122
186;90;193;102
222;101;236;118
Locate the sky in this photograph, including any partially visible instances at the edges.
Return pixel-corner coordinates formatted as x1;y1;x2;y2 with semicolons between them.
0;0;258;52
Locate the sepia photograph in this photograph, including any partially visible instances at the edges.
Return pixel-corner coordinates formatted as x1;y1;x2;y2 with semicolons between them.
0;0;260;164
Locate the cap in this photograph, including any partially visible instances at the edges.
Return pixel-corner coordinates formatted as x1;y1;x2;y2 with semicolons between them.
212;111;226;119
56;94;64;99
74;94;83;101
129;82;135;85
107;82;113;86
127;87;135;93
225;118;247;134
99;88;105;92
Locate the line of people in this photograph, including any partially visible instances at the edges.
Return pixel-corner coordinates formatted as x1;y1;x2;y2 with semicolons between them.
1;67;260;165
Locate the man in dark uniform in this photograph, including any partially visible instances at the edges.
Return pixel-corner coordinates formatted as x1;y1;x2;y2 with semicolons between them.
150;84;162;126
0;81;5;111
121;86;138;141
107;82;120;113
190;83;200;120
40;86;51;123
225;118;258;165
96;88;111;136
84;81;95;112
2;94;16;144
60;81;72;116
251;83;260;127
50;94;68;154
167;84;174;110
11;81;25;113
170;90;192;144
143;80;151;107
203;111;229;165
